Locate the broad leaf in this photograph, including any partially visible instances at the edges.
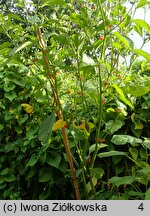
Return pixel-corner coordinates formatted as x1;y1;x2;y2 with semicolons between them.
111;135;142;145
143;138;150;150
39;168;52;182
53;119;67;131
38;113;56;145
105;120;123;134
27;154;38;167
110;176;140;187
46;152;61;169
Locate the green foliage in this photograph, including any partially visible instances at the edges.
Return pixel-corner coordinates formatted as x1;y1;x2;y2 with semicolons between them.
0;0;150;200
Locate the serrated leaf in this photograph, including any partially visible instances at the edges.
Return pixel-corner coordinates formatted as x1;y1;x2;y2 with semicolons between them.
27;154;38;167
111;135;142;145
110;176;140;187
52;119;67;131
38;113;56;145
10;41;32;55
98;151;127;158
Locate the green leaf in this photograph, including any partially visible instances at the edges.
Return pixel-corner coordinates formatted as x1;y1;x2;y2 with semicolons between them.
138;166;150;175
111;135;142;145
133;49;150;61
113;84;134;109
4;174;16;182
90;167;104;179
0;168;10;176
86;177;97;194
0;124;4;131
4;91;17;101
39;168;52;182
136;0;149;8
46;152;61;169
98;151;127;158
38;113;56;146
10;41;32;56
27;154;38;167
70;125;89;140
133;19;150;34
110;176;140;187
143;138;150;150
124;84;150;97
43;0;66;6
113;32;131;48
89;143;108;155
145;188;150;200
105;120;123;134
129;147;138;160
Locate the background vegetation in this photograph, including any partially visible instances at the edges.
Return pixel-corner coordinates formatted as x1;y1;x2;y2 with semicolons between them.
0;0;150;200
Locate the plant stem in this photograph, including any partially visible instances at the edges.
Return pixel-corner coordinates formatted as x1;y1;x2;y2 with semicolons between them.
36;27;81;200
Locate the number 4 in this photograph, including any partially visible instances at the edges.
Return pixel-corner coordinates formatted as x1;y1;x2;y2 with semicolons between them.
138;203;144;211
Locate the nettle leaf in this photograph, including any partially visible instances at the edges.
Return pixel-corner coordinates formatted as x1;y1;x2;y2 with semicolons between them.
46;152;61;169
111;135;142;145
133;49;150;61
10;41;32;55
110;176;140;187
38;113;56;146
27;154;38;167
105;120;123;134
39;168;52;182
98;151;127;158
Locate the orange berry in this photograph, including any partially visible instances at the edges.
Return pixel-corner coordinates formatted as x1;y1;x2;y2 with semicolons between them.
99;36;104;40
